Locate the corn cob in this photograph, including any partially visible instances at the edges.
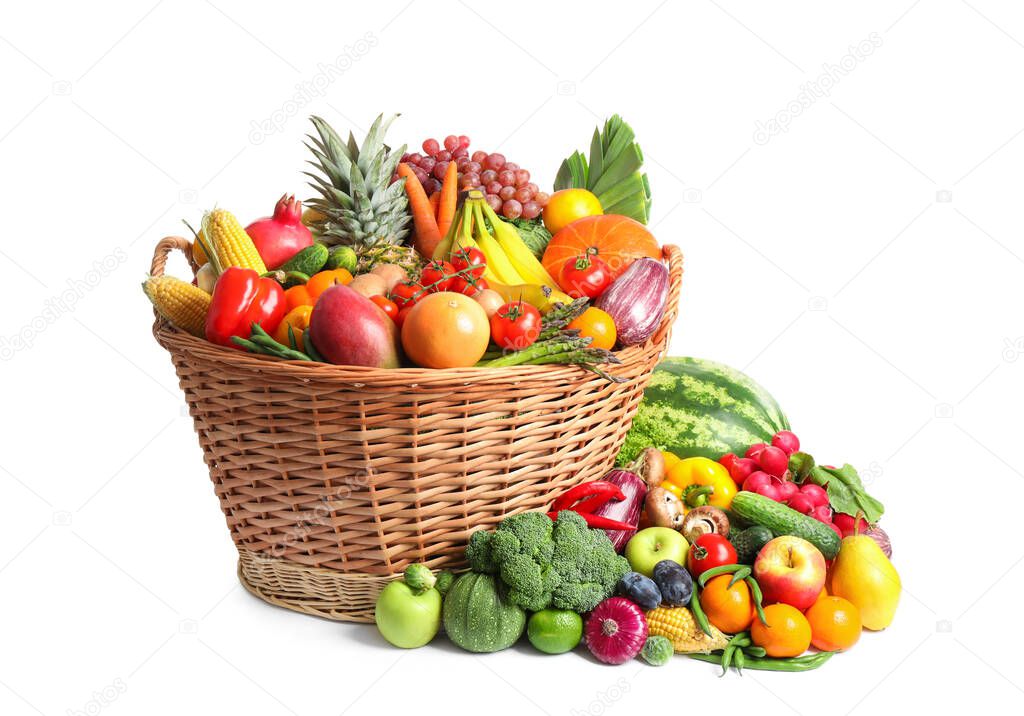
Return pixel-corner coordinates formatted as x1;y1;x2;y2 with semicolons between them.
201;208;266;274
645;606;731;653
191;229;208;265
143;275;211;337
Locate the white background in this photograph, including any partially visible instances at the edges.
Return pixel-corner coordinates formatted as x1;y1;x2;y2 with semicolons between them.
1;1;1021;714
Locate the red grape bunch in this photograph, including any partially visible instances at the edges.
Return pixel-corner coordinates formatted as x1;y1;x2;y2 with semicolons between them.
399;134;550;220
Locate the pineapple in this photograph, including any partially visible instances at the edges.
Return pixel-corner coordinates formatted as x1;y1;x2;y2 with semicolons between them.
304;114;421;274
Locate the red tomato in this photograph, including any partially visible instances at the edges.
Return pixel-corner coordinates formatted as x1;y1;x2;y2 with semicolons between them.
390;280;424;309
369;294;399;320
394;305;414;328
451;246;487;280
489;301;541;351
420;260;455;293
450;276;489;296
559;252;612;299
688;534;738;578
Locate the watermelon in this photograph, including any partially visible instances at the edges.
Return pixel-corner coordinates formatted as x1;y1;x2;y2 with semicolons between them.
617;357;790;464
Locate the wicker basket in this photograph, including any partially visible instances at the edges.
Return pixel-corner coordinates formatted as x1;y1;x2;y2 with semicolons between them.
151;237;682;622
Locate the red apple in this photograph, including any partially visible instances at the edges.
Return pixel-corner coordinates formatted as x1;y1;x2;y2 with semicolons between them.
753;536;827;610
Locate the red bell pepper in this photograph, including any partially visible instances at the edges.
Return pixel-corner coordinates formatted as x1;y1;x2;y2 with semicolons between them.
205;267;286;348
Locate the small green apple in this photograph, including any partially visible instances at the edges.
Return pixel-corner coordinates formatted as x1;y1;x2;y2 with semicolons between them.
374;580;441;648
625;527;689;577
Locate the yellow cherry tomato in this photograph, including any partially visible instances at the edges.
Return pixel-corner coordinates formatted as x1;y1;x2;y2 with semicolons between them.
663;456;738;510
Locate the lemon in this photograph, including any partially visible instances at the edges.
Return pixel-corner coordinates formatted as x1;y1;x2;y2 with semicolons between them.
542;189;603;235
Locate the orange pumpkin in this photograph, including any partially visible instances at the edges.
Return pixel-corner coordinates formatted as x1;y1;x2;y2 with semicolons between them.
542;214;660;281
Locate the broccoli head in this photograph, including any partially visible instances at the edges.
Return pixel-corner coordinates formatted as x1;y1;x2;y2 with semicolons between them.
462;510;628;614
549;511;630;613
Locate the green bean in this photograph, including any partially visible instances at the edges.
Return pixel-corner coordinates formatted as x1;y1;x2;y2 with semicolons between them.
744;646;767;658
302;330;325;363
688;650;835;672
690;588;713;637
728;566;752;588
735;650;745;675
697;563;747;588
720;646;735;677
745;575;769;626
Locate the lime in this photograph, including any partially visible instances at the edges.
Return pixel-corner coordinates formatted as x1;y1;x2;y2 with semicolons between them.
527;609;583;654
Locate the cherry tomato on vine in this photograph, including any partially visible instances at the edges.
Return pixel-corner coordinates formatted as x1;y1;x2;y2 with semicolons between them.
687;534;738;579
450;276;488;296
394;305;414;328
420;260;455;293
369;294;399;321
451;247;487;280
559;252;613;299
490;301;542;351
390;280;424;309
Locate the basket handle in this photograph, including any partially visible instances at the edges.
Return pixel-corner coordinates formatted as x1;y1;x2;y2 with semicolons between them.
151;236;195;277
649;244;683;347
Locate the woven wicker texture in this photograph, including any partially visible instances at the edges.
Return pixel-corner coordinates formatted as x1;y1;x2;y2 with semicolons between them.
151;236;682;621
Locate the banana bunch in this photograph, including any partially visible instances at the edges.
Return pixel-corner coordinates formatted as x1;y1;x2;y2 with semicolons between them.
433;191;571;313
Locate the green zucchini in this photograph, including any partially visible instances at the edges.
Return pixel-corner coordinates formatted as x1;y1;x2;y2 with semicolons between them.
730;492;841;559
280;243;328;276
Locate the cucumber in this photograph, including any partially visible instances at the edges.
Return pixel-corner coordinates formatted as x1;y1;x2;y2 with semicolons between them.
730;492;841;559
280;244;328;276
729;526;773;564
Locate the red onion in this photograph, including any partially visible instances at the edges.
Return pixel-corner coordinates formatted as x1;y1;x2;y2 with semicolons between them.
585;597;648;665
591;469;647;551
863;526;892;558
595;258;669;346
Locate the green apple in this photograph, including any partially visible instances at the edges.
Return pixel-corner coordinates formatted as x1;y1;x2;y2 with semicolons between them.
625;527;689;577
374;580;441;648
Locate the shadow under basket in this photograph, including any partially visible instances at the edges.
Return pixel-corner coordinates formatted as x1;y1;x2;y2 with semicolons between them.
151;236;683;622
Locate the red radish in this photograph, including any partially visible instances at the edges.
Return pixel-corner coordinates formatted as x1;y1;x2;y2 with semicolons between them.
799;483;829;508
827;522;843;540
719;453;739;473
787;493;814;515
730;457;758;483
757;446;789;477
584;597;648;665
777;479;799;502
771;430;801;455
244;194;313;269
743;471;773;494
863;526;893;557
755;481;783;501
833;513;869;537
745;443;767;459
811;505;833;524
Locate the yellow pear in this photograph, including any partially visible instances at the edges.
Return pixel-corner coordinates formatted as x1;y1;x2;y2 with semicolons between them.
830;535;901;630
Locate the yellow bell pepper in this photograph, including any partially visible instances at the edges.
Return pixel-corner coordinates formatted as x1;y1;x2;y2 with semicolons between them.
663;456;738;510
274;304;313;351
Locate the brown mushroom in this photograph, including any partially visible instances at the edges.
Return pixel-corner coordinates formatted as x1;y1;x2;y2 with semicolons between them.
681;506;730;543
631;447;666;490
644;487;685;530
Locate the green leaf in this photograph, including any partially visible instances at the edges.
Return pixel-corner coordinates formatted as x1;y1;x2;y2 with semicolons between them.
803;462;885;523
587;128;604;191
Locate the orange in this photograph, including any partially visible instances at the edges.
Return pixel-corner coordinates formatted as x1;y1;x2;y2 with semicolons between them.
751;603;812;657
568;307;617;351
542;188;602;235
401;291;490;368
805;596;862;652
700;574;754;634
305;268;353;301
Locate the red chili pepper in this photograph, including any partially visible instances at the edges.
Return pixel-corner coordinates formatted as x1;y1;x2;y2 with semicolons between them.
550;481;626;513
205;267;286;348
546;511;635;532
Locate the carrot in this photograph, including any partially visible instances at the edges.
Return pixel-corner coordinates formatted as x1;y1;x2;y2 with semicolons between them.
436;160;458;238
397;163;442;258
429;190;441;218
